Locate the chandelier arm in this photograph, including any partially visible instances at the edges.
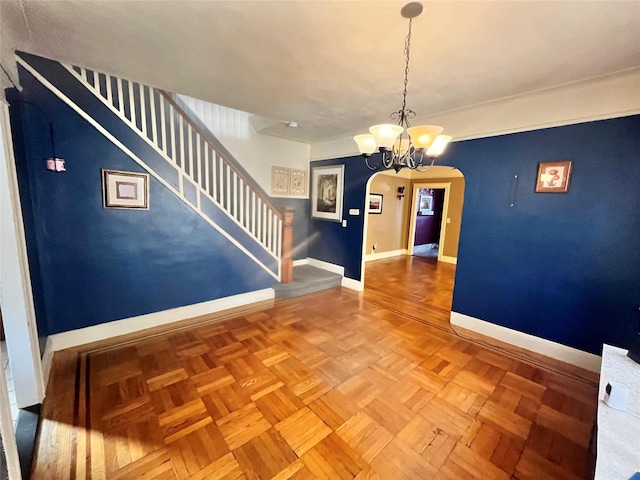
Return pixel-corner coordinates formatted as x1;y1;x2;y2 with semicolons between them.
406;151;417;170
382;151;394;169
415;155;437;172
364;156;379;171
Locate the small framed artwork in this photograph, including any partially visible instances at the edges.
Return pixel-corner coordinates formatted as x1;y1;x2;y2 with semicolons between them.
290;169;307;196
311;164;344;221
536;160;573;193
368;193;383;214
102;169;149;209
271;166;291;195
419;194;434;215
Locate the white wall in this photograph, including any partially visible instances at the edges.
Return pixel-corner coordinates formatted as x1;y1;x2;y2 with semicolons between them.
177;95;310;197
311;68;640;161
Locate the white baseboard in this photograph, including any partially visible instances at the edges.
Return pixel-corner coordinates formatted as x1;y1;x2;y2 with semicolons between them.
365;249;408;262
439;255;457;265
341;277;364;291
450;311;601;372
307;257;345;276
49;288;275;352
293;259;308;267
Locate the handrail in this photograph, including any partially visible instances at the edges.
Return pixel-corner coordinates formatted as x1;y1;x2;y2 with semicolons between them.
61;62;286;275
160;92;282;221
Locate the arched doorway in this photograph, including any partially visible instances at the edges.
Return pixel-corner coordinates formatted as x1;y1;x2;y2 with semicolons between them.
360;166;465;322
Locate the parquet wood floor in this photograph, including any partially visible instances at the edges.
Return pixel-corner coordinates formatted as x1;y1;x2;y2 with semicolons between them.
32;257;598;479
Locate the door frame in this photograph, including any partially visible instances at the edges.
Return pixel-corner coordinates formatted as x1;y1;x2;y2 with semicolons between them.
407;182;452;263
0;351;21;479
0;102;45;408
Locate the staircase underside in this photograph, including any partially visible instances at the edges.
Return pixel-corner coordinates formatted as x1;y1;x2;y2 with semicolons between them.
273;265;342;299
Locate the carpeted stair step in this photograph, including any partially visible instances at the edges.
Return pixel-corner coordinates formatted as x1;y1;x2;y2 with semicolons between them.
273;265;342;298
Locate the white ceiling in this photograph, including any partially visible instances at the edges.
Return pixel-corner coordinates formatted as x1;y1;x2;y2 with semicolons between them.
2;1;639;143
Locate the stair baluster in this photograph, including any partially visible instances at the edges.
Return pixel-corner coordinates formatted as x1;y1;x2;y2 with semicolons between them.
65;64;293;282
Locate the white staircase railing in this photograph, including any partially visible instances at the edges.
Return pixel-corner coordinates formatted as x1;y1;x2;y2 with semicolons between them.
63;64;283;277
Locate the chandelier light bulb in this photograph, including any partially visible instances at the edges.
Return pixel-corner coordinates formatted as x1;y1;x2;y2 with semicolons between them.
426;135;452;157
369;124;404;151
353;134;377;156
406;125;444;150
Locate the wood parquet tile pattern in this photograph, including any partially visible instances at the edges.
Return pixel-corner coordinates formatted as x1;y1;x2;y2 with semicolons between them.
363;255;457;331
33;288;597;479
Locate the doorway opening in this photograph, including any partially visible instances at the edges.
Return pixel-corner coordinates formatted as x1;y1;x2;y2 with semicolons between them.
406;179;460;265
360;167;465;321
411;187;445;260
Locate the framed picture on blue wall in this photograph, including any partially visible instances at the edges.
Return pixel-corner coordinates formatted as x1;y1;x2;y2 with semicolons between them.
311;165;344;221
102;169;149;209
536;160;573;193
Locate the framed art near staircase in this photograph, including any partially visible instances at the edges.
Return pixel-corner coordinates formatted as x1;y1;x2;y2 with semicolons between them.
311;165;344;221
102;169;149;209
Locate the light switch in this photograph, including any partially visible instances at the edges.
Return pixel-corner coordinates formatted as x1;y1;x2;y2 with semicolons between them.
342;219;347;227
348;209;360;216
446;217;451;224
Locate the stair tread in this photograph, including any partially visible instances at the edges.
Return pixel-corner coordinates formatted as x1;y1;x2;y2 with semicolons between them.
273;265;343;298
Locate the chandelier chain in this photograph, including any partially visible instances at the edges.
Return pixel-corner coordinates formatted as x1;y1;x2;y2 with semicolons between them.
400;17;413;119
353;2;451;173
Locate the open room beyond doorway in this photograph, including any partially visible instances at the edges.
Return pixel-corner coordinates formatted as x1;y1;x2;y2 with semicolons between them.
411;187;446;260
361;167;465;327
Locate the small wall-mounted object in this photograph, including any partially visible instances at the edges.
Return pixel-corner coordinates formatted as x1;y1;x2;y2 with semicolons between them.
536;160;573;193
271;166;307;196
419;194;434;215
397;186;405;199
290;169;307;196
45;157;66;172
368;193;383;214
271;166;291;195
10;100;66;173
102;169;149;209
509;174;519;207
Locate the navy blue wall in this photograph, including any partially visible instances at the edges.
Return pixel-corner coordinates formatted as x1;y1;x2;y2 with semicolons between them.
10;56;276;336
451;116;640;355
310;115;640;355
308;157;371;278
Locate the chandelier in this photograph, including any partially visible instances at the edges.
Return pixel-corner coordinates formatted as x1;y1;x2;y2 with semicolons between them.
353;2;451;173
